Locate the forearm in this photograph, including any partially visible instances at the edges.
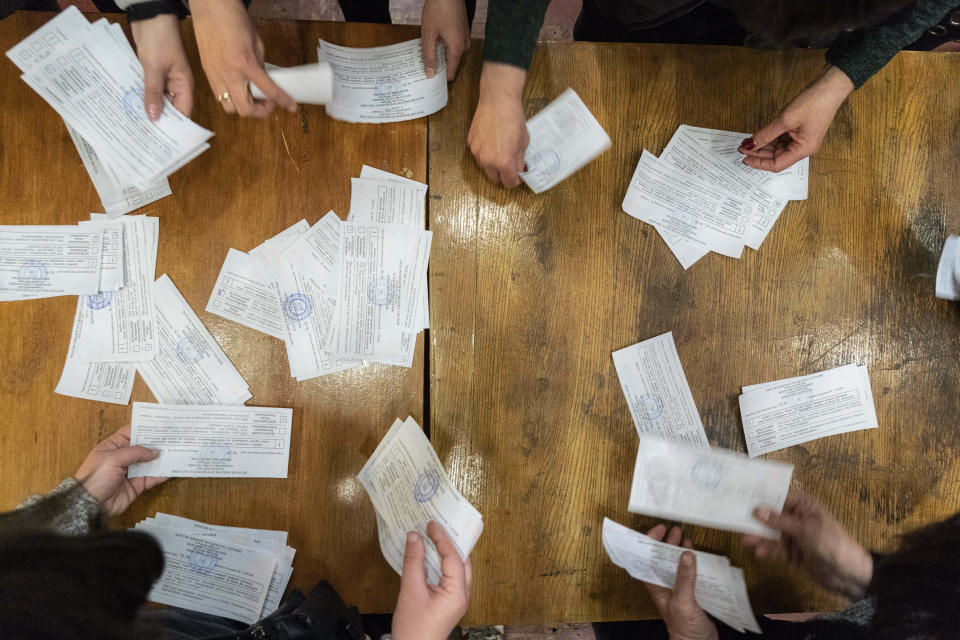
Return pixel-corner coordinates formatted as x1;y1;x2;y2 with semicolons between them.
4;478;104;536
116;0;190;21
482;0;551;70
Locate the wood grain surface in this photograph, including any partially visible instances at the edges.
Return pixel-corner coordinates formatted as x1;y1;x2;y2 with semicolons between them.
0;12;425;615
428;42;960;624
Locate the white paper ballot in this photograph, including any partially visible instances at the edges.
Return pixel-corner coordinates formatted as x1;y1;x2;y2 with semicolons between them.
78;220;124;292
520;88;611;193
358;417;483;584
152;512;289;545
936;235;960;301
207;248;286;339
319;39;447;123
54;344;135;405
251;62;333;104
739;364;879;457
0;226;104;300
128;403;293;478
628;435;793;538
141;526;276;624
622;150;747;258
69;216;158;362
602;518;761;633
612;332;709;447
138;275;250;405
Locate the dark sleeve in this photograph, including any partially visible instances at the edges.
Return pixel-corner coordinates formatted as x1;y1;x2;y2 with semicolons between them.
482;0;552;69
825;0;956;88
1;478;105;537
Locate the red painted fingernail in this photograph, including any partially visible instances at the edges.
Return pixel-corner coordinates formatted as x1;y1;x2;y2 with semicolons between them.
742;138;756;151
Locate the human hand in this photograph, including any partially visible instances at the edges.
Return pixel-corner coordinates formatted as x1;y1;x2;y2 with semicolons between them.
467;62;529;188
73;425;168;517
738;64;854;172
130;14;194;120
642;524;719;640
744;488;873;599
421;0;471;81
392;521;472;640
190;0;296;117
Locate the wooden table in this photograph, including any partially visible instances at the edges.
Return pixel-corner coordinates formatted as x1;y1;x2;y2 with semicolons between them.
429;43;960;624
2;10;960;627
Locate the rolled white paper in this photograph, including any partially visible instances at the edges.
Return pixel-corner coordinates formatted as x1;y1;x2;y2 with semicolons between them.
935;234;960;301
250;62;333;105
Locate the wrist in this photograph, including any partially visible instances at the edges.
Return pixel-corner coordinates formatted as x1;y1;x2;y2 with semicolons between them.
478;62;526;105
816;64;854;100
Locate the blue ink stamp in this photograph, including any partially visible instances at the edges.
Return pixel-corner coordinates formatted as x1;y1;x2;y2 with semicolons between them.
122;88;146;120
676;205;699;229
197;445;232;461
18;259;47;283
413;469;441;503
374;80;400;100
86;291;113;310
690;460;724;490
637;393;664;421
366;277;391;306
175;336;203;365
527;149;561;179
284;293;313;321
187;549;218;575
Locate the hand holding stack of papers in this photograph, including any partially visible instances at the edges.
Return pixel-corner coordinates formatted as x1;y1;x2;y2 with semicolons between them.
128;402;293;478
358;417;483;584
622;125;809;269
135;513;295;623
739;364;879;457
936;235;960;300
602;518;761;633
5;8;212;215
520;88;611;193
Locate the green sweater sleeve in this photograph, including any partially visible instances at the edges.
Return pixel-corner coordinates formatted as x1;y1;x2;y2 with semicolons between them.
483;0;553;69
825;0;956;88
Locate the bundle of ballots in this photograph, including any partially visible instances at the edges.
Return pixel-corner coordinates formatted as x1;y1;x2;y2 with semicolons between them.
5;7;212;216
622;125;809;269
207;166;432;379
134;513;295;624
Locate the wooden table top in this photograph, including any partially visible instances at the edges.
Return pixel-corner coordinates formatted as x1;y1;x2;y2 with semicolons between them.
2;10;960;628
428;43;960;624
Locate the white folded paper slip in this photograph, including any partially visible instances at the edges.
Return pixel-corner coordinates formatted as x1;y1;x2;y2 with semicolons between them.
252;62;333;105
135;513;295;623
629;435;793;538
612;331;709;447
358;417;483;584
602;518;760;633
739;364;879;457
936;235;960;301
128;402;293;478
0;225;106;301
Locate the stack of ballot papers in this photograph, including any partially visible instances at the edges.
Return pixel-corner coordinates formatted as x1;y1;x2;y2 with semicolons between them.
602;518;761;633
134;513;295;623
128;402;293;478
5;7;212;215
520;88;611;193
622;125;809;269
936;234;960;301
207;165;432;378
0;223;117;301
320;39;447;123
628;435;793;538
358;417;483;584
612;331;709;448
738;364;879;457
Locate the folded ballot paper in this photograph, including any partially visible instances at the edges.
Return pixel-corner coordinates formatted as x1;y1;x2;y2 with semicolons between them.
135;513;295;623
622;125;809;269
738;364;879;457
936;235;960;301
358;417;483;584
128;402;293;478
6;7;212;214
252;62;333;105
602;518;761;633
520;88;611;193
629;435;793;539
207;166;432;378
0;224;110;301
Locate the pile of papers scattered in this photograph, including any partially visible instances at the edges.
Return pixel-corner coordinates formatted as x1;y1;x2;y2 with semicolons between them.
739;364;879;457
5;7;213;215
128;402;293;479
135;513;295;624
520;88;611;193
603;518;761;633
208;166;432;379
936;234;960;300
358;417;483;584
622;125;809;269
